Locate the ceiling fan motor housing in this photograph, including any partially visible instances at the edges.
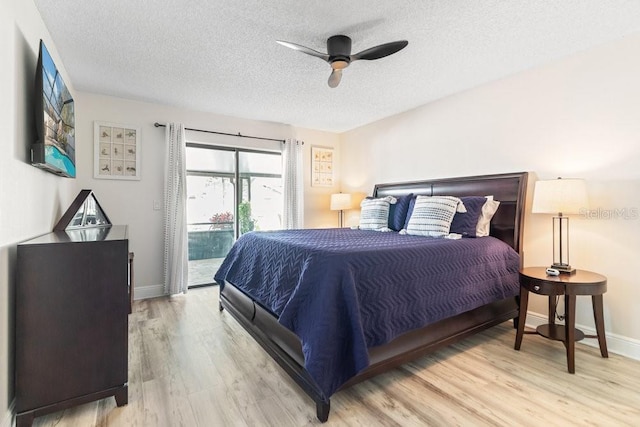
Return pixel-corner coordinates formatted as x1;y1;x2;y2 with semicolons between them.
328;35;352;68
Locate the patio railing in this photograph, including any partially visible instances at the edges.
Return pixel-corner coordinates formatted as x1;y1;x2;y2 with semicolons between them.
187;222;234;260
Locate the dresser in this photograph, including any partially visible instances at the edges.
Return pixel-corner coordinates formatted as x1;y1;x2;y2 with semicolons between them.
15;225;129;427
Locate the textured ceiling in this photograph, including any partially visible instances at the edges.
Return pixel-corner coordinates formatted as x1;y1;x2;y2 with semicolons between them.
34;0;640;133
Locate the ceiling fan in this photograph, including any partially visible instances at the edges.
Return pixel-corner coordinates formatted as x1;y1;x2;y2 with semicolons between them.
276;35;408;88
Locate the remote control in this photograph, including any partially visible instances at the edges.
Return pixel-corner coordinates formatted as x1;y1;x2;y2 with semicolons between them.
546;268;560;276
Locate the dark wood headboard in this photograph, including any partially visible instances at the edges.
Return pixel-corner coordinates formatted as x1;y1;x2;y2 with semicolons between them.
372;172;528;254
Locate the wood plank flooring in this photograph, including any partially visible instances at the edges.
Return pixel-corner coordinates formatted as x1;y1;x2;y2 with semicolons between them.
33;287;640;426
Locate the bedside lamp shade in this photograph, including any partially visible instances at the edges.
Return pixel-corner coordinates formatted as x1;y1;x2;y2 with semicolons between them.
330;193;352;227
330;193;352;211
532;178;588;274
532;178;588;215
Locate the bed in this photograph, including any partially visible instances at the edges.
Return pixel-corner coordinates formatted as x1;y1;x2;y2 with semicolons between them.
215;172;528;422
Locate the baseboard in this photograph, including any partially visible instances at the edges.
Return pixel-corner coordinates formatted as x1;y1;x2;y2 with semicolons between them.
525;311;640;361
134;284;166;300
2;399;14;427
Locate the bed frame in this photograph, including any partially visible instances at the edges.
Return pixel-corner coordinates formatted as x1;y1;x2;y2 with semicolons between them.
219;172;528;422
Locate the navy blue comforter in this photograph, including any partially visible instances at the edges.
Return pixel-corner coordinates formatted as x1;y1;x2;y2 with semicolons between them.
214;228;520;399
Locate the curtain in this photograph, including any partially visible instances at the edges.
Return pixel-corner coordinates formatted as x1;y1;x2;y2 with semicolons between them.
282;139;304;229
163;123;188;294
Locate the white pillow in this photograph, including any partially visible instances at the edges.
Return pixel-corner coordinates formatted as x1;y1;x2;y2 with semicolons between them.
359;196;396;231
476;196;500;237
404;196;466;237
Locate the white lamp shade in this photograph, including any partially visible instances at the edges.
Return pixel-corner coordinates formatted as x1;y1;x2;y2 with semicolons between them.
532;178;588;215
330;193;352;211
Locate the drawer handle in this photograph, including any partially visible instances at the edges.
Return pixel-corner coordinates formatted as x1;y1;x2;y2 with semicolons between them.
534;285;540;291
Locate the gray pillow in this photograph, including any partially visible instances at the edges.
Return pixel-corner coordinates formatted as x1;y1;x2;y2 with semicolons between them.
359;196;397;231
404;196;466;237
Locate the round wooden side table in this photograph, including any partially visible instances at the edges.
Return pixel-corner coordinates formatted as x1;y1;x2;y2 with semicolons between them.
514;267;608;373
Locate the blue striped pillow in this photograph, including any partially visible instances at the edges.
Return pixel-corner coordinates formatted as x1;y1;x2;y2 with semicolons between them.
405;196;466;237
360;196;397;231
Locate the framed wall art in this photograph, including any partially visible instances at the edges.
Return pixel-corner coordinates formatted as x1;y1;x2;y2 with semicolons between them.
94;121;141;180
311;145;334;187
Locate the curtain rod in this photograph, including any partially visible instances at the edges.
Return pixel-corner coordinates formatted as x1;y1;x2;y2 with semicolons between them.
153;122;287;143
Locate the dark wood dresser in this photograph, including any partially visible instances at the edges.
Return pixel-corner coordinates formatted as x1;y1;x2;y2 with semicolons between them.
15;225;129;427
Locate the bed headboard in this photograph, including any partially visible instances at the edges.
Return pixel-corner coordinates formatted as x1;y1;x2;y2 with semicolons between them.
373;172;528;254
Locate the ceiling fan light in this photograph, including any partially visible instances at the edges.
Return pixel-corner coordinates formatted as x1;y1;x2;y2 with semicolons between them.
331;60;349;70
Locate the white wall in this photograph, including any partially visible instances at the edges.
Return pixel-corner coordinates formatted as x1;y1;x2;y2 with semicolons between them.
293;127;344;229
1;1;78;425
75;93;340;298
341;34;640;357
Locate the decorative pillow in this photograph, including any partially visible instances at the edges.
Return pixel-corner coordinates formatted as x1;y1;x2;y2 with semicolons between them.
359;196;397;231
476;196;500;237
450;196;487;237
404;196;466;237
403;196;417;229
387;193;413;231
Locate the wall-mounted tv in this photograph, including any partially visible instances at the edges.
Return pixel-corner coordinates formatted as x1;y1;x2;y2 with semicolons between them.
32;39;76;178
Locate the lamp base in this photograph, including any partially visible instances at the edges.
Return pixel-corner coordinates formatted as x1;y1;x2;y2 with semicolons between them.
550;263;576;275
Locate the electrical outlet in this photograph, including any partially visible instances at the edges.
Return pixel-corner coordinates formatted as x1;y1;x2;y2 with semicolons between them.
153;200;161;211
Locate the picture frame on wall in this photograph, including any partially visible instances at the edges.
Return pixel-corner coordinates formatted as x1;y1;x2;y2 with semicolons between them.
311;145;334;187
94;121;141;180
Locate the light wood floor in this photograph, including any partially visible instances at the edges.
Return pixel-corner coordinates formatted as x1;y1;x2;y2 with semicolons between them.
33;287;640;426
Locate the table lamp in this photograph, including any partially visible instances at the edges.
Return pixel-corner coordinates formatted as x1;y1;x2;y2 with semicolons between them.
532;178;588;274
330;193;352;228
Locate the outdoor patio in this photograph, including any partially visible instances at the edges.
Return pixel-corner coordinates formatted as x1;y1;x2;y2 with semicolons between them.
188;257;225;287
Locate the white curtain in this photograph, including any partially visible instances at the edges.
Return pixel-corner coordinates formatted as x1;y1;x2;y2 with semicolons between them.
163;123;188;294
282;139;304;229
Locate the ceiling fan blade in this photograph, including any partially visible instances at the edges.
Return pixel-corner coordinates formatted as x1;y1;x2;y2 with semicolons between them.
351;40;408;61
328;69;342;88
276;40;330;61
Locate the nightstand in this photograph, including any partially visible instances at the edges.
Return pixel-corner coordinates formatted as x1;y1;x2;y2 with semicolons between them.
514;267;608;373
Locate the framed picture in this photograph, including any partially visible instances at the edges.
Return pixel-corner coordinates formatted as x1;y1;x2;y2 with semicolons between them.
311;146;334;187
94;121;141;180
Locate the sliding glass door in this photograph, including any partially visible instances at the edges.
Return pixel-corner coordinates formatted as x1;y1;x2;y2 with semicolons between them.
186;144;282;287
